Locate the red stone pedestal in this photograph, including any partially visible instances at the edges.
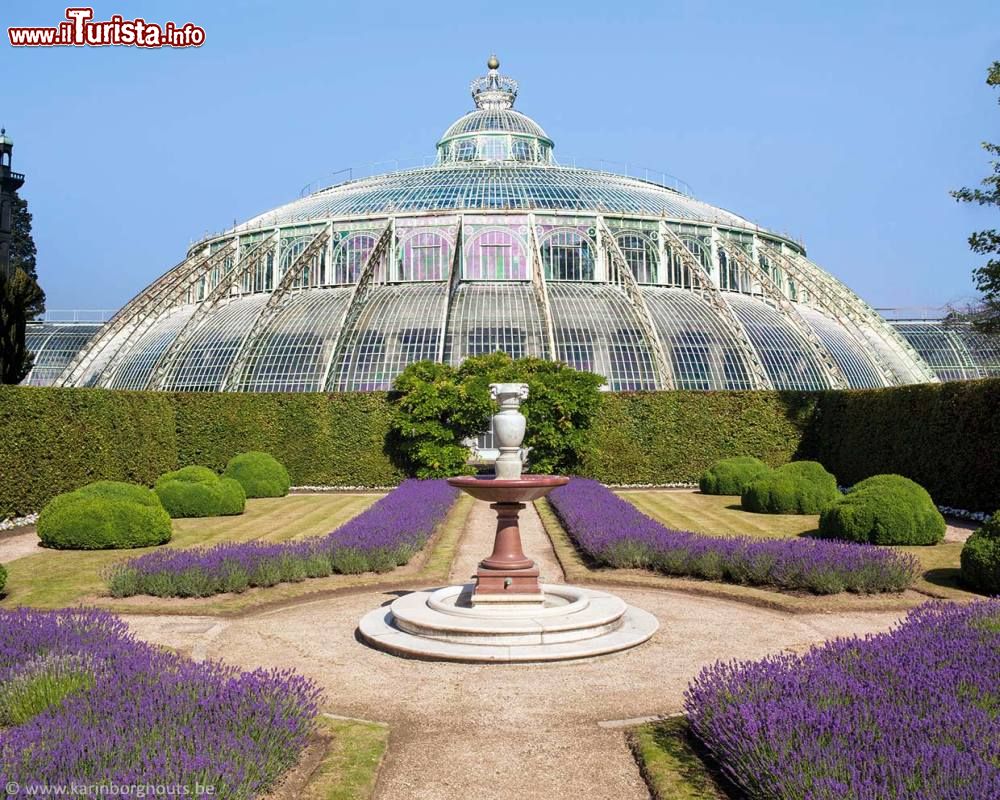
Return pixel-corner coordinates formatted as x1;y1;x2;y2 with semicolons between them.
445;475;569;605
474;501;542;599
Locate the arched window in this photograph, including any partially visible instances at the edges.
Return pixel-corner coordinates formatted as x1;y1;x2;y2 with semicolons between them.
454;139;476;161
718;242;752;293
616;232;658;284
332;233;377;285
511;139;533;161
541;229;595;281
465;229;528;280
664;236;710;288
282;236;325;289
479;135;507;161
399;231;450;281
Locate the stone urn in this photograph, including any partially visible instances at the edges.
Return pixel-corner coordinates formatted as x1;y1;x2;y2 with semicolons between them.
491;382;529;480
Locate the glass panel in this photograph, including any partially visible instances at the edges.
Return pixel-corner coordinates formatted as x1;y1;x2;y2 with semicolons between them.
464;228;528;280
240;288;353;392
541;229;595;281
727;294;828;390
798;305;883;389
642;287;753;390
616;232;658;284
547;283;659;390
330;284;447;391
107;306;196;390
445;283;546;364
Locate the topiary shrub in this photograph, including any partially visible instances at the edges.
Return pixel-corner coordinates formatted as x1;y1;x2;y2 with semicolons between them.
818;474;945;546
37;481;171;550
154;466;246;518
961;512;1000;594
218;478;247;515
0;563;6;594
699;456;772;495
223;452;291;498
742;461;839;515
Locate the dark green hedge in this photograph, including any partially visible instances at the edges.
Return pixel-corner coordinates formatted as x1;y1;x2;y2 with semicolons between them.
807;379;1000;513
172;392;401;487
0;385;177;519
0;387;399;518
581;391;818;484
3;378;998;517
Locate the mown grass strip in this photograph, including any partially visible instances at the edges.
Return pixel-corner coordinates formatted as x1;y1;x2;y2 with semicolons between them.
629;717;732;800
299;716;389;800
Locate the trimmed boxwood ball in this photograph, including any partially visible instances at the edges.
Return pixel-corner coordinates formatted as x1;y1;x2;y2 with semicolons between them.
699;456;772;495
37;481;172;550
223;452;291;498
218;478;247;515
154;466;246;518
742;461;839;515
819;474;945;546
961;512;1000;594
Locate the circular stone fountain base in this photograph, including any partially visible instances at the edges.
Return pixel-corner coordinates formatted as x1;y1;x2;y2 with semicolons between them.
358;584;658;662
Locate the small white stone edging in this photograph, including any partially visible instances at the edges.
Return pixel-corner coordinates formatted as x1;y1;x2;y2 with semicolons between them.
0;513;37;532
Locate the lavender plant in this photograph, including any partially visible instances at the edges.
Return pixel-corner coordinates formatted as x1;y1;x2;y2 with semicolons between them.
684;601;1000;799
0;608;320;798
548;478;917;594
107;479;457;598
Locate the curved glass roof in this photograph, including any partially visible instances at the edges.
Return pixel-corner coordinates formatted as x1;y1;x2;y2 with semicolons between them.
237;166;753;231
440;109;550;142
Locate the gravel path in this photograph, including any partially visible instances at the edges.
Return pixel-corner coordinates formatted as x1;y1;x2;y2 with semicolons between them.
122;502;906;800
0;528;41;563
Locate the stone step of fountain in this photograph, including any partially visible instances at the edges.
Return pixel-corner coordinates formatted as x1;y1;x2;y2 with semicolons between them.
358;584;658;663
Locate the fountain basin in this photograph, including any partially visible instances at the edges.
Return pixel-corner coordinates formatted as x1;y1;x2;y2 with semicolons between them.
446;475;569;503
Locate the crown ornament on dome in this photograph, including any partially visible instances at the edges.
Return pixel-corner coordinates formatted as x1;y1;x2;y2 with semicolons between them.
470;55;518;110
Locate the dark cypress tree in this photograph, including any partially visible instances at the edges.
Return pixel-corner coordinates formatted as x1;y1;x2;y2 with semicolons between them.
0;193;45;382
0;266;45;383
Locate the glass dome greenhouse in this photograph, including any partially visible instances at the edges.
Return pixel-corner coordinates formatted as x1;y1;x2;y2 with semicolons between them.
56;58;941;394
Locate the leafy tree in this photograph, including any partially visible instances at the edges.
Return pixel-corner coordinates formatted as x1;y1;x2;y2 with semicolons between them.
9;196;38;283
952;61;1000;333
0;266;45;383
388;353;605;478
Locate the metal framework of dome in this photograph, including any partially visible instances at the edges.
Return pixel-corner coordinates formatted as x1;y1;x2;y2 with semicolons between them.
55;57;943;394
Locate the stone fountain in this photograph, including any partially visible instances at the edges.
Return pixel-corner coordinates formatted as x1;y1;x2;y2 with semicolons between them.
358;383;658;662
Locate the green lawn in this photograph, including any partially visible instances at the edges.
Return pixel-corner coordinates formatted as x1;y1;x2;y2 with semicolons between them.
630;718;731;800
622;490;818;539
299;716;389;800
620;490;978;601
1;493;378;609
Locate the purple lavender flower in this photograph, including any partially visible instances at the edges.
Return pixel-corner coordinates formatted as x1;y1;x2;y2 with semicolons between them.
108;480;458;598
548;478;917;593
684;600;1000;799
0;607;320;797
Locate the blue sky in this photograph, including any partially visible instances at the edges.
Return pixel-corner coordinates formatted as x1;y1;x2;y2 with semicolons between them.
2;0;998;312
